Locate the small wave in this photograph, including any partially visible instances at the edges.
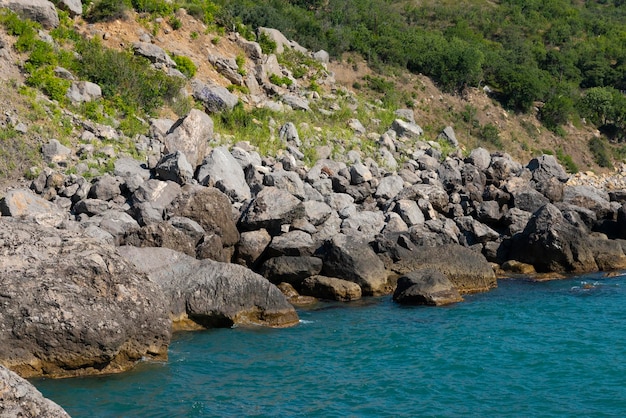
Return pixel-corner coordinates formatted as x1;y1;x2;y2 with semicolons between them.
299;319;314;324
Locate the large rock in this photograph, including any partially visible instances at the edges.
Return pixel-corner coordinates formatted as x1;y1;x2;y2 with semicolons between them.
239;187;304;232
1;0;59;28
167;185;239;250
235;229;271;267
389;244;497;294
260;256;323;286
119;246;299;329
163;108;213;168
0;218;171;378
393;268;463;306
0;365;70;417
57;0;82;16
191;80;238;113
197;146;251;202
258;27;292;54
0;188;66;227
155;151;194;185
563;185;612;219
320;234;389;296
510;203;598;273
66;81;102;104
132;42;176;66
301;275;362;302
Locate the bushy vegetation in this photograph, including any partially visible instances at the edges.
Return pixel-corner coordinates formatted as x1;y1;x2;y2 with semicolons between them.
218;0;626;137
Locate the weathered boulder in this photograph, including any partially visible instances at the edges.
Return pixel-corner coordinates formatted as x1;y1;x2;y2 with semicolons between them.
197;147;251;202
301;275;362;302
258;27;292;54
391;119;423;139
234;229;271;267
0;188;66;227
260;256;323;286
66;81;102;104
393;268;463;306
267;230;315;257
320;234;389;296
0;365;70;417
88;174;122;202
132;42;176;66
389;244;497;294
466;147;491;171
438;126;458;147
1;0;59;28
375;175;404;200
263;170;305;199
239;187;304;232
119;246;299;329
510;203;597;272
167;185;239;252
191;80;238;113
209;55;243;85
122;221;199;257
57;0;82;16
163;108;213;168
155;151;194;185
277;282;317;306
563;185;612;219
0;218;171;378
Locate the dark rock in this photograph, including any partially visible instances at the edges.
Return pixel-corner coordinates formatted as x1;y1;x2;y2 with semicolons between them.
196;233;232;262
301;275;362;301
267;230;315;257
276;282;317;306
408;219;460;247
0;218;171;378
192;80;238;113
88;174;122;201
263;170;305;199
455;216;499;245
510;203;597;272
122;221;198;257
390;244;497;294
155;151;194;185
239;187;304;233
563;185;612;219
260;256;324;286
168;185;239;249
320;234;389;296
120;246;299;329
393;268;463;306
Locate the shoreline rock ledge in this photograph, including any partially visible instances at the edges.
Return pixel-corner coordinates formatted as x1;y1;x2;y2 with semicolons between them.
0;218;171;379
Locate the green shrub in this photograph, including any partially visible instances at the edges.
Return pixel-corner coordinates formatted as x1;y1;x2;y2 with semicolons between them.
171;54;197;78
479;123;503;149
76;38;184;115
269;73;293;87
236;54;246;76
26;66;70;102
169;16;182;30
258;32;277;55
555;148;579;173
589;137;613;168
131;0;172;15
85;0;131;22
0;10;39;52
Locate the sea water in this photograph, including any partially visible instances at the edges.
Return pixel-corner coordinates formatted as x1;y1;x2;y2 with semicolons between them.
33;272;626;417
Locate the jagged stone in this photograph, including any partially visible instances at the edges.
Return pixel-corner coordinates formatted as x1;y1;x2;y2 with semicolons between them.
438;126;458;147
192;80;238;113
239;187;304;232
391;118;423;139
301;275;362;301
263;170;305;199
155;151;194;185
41;139;71;164
66;81;102;103
163;108;213;167
0;188;66;227
132;42;176;66
393;268;463;306
260;256;323;286
120;246;299;329
2;0;59;28
235;229;271;267
197;147;251;202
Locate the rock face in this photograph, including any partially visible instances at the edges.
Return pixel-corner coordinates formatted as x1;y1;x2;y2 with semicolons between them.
390;244;497;294
320;235;389;296
119;246;299;329
393;269;463;306
301;275;362;301
0;218;171;378
0;365;70;417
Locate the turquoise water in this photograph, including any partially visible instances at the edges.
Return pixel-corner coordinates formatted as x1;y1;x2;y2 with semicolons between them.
34;272;626;417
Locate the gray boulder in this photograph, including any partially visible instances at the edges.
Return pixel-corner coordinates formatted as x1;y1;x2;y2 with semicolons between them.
393;268;463;306
119;246;299;328
122;221;199;257
563;185;612;219
260;255;323;286
301;275;362;301
438;126;458;147
321;234;389;296
164;108;213;168
0;188;66;227
192;80;238;113
132;42;176;66
41;138;71;164
510;203;596;272
239;187;304;232
391;118;423;139
1;0;58;28
282;94;310;111
131;179;181;214
88;174;122;202
235;229;271;267
66;81;102;103
279;122;300;145
57;0;82;16
375;175;404;200
258;27;292;54
197;146;251;202
313;50;330;64
466;147;491;171
167;185;240;251
303;200;333;226
155;151;194;185
264;170;305;199
0;365;70;416
267;230;315;256
0;219;171;378
209;55;243;85
390;243;497;294
394;199;425;227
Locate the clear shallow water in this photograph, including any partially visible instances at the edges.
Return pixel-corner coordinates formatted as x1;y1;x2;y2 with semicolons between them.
34;272;626;417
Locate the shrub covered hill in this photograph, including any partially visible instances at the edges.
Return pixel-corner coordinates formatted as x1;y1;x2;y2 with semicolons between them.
0;0;626;189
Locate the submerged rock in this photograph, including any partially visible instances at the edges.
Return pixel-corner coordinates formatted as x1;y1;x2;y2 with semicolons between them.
393;268;463;306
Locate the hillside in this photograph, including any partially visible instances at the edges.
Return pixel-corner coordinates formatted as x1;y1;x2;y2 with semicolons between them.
0;1;623;194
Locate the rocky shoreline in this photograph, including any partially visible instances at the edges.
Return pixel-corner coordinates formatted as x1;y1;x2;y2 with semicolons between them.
2;1;626;415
